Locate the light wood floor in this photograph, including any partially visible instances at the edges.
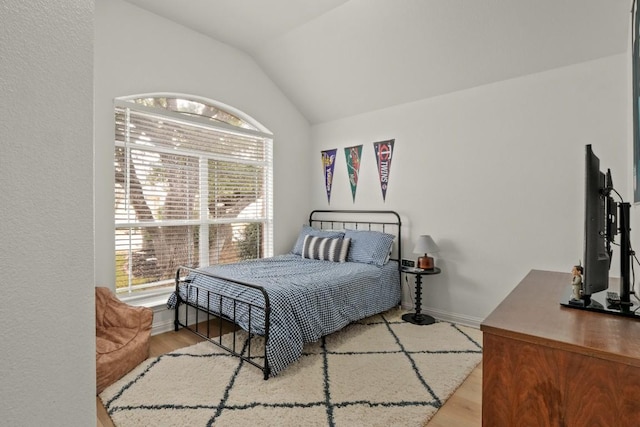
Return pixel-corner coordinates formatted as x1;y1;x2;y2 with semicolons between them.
425;361;482;427
97;320;482;427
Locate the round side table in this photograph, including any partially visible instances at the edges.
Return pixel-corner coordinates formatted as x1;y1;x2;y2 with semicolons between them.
402;266;441;325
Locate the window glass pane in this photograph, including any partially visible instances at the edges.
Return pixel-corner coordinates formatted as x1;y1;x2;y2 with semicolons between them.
116;107;267;161
128;96;258;131
209;159;264;220
115;225;199;293
115;148;200;223
207;222;263;265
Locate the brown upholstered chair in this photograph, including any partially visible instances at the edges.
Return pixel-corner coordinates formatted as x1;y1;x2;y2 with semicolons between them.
95;287;153;394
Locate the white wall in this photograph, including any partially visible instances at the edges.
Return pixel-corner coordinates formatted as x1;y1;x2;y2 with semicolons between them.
94;0;312;290
311;54;628;325
0;1;95;425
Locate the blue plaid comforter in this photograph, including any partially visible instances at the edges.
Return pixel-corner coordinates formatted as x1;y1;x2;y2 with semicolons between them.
167;254;401;376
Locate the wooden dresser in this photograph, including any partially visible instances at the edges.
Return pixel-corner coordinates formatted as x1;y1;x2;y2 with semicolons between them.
481;270;640;426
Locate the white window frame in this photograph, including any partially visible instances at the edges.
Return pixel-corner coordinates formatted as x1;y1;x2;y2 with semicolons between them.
114;95;273;302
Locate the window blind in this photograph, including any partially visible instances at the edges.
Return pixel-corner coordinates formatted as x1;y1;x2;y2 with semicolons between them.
114;100;273;295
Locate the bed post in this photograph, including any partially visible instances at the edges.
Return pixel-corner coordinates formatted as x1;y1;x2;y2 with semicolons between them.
174;267;182;332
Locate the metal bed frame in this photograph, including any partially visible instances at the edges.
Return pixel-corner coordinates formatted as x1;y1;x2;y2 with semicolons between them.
173;209;402;380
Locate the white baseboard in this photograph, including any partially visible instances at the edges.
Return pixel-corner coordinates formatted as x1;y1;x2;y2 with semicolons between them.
425;307;483;329
401;303;482;329
150;305;175;336
150;304;220;336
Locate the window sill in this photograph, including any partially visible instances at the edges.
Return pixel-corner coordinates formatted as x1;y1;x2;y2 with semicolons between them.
119;288;173;309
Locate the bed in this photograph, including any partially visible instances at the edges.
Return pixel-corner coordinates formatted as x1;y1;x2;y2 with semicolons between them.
167;210;403;379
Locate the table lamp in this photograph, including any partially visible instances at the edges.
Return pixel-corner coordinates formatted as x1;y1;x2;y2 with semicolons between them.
413;235;439;270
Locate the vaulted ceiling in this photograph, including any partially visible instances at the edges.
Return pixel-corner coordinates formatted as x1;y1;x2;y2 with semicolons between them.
124;0;631;124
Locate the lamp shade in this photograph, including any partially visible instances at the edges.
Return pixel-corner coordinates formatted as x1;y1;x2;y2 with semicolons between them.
413;235;439;255
413;235;439;269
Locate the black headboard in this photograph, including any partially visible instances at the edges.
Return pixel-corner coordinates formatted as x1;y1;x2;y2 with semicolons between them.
308;210;402;272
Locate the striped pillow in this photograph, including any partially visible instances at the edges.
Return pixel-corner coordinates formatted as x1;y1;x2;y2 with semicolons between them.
291;225;345;255
301;235;351;262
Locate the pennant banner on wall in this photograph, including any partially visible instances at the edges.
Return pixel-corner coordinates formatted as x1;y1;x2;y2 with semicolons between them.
344;145;363;203
373;139;394;202
321;148;337;204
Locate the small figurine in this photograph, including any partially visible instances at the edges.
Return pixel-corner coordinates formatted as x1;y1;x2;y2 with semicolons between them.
571;264;583;300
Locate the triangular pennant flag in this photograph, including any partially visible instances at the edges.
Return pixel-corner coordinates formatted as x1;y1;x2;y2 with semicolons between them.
373;139;394;201
321;149;337;204
344;145;363;203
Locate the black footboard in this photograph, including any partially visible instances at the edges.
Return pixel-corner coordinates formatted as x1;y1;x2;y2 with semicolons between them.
173;266;272;380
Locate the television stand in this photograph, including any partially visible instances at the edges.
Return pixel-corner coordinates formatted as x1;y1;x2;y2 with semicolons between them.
481;270;640;426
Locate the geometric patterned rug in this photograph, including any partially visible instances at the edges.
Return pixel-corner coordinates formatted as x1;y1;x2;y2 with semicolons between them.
99;308;482;427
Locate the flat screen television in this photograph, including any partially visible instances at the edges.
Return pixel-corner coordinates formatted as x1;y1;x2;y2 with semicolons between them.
582;144;611;299
561;145;634;317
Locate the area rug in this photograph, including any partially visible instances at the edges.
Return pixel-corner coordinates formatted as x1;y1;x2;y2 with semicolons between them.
99;309;482;427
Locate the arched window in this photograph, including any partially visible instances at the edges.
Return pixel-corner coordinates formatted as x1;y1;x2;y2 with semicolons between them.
114;95;273;295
